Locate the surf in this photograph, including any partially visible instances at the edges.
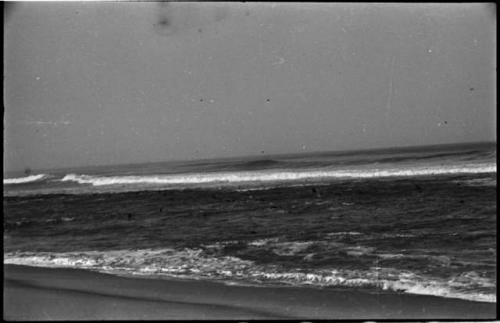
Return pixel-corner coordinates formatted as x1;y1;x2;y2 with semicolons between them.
4;248;495;303
59;163;496;187
3;174;49;185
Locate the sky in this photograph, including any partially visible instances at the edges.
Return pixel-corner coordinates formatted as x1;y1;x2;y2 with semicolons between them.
4;2;496;173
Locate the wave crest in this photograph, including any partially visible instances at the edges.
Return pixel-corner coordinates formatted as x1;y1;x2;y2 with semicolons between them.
59;163;496;187
4;174;49;185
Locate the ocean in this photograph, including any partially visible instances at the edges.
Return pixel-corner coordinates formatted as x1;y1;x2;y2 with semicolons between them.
3;142;497;303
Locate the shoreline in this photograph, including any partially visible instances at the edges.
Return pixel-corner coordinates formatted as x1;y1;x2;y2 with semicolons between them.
4;264;496;320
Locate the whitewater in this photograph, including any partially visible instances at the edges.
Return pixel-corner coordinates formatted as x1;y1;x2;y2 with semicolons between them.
4;142;497;305
4;163;496;188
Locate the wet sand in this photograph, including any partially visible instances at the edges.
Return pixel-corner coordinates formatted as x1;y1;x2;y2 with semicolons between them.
4;264;496;320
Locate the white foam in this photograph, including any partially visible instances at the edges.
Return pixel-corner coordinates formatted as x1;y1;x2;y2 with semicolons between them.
377;253;406;259
382;279;496;303
4;248;495;303
59;163;496;187
345;246;376;257
4;249;254;277
271;241;316;256
247;238;280;247
246;238;345;256
4;174;48;185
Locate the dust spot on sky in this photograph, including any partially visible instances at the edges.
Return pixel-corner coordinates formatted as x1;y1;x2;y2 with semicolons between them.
153;2;229;37
157;17;170;28
153;2;175;37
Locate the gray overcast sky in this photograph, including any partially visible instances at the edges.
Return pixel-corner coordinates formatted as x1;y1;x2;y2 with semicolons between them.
4;2;496;173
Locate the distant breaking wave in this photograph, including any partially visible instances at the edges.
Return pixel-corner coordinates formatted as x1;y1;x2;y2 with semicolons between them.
60;163;496;187
3;174;49;185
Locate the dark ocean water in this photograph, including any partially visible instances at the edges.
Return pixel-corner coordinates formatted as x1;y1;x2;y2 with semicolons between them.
3;142;497;302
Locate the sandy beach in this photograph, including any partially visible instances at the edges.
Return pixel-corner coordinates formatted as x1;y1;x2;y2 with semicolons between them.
4;264;496;320
5;2;497;321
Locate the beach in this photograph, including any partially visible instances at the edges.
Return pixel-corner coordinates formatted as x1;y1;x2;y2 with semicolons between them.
4;264;496;320
5;1;497;320
4;143;497;320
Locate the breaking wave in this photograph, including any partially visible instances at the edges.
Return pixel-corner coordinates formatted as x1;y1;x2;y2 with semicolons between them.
4;174;49;185
59;163;496;187
4;248;495;303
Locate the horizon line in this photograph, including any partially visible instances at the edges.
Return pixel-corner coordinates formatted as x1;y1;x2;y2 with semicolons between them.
3;140;496;176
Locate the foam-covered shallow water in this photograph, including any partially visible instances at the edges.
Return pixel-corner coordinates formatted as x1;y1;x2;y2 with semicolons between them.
3;142;497;303
4;245;495;303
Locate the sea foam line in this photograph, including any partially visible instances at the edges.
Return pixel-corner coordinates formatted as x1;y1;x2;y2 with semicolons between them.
4;248;496;303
